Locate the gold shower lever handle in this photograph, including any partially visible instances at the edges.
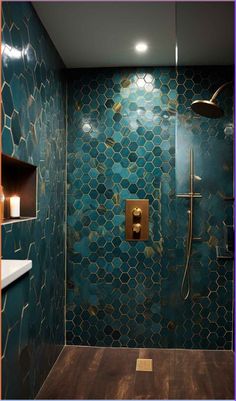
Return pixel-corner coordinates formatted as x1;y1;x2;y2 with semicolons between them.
132;223;141;233
132;207;142;218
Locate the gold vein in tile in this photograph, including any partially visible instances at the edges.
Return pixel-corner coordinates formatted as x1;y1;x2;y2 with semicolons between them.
136;358;153;372
113;102;122;112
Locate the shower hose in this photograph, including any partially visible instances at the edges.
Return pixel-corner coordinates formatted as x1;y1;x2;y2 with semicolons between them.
181;205;193;300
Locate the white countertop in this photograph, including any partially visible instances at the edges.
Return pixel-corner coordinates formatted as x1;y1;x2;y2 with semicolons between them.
1;259;32;289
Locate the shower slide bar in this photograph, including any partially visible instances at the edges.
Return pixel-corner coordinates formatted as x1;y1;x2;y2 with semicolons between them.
177;149;202;300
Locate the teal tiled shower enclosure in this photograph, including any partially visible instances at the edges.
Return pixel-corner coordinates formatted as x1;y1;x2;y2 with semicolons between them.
67;67;233;350
1;2;234;400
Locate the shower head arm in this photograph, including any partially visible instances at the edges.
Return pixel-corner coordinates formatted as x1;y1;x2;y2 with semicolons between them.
210;81;232;103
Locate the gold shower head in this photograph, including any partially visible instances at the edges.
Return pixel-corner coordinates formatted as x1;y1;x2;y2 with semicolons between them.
191;81;232;119
191;99;223;118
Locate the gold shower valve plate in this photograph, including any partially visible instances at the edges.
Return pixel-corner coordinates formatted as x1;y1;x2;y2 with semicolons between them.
136;358;153;372
126;199;149;241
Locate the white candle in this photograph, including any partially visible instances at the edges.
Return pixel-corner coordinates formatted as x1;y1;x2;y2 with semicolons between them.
10;196;20;218
0;189;5;220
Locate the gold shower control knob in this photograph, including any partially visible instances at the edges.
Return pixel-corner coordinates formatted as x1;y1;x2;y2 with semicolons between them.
132;207;142;218
132;223;141;233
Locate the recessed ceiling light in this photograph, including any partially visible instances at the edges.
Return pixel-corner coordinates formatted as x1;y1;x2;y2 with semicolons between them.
135;42;148;53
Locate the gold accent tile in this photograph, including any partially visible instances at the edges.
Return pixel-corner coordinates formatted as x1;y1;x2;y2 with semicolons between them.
88;305;97;316
105;137;115;147
113;102;122;112
76;101;82;111
121;79;131;88
136;358;153;372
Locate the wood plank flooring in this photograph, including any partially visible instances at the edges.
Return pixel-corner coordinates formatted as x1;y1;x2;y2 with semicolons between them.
36;346;234;400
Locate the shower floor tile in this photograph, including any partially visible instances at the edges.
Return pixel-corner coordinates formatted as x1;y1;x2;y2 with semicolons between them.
36;346;234;400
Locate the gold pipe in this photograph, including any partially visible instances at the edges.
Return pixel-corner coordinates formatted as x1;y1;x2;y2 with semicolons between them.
210;81;232;103
176;193;202;198
190;148;193;194
181;149;194;300
177;149;202;300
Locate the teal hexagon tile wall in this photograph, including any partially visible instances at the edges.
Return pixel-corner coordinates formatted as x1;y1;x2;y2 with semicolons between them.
67;68;177;348
1;2;66;399
66;66;233;350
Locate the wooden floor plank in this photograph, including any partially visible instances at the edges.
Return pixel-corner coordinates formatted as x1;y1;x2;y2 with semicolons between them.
171;350;234;400
134;349;173;399
170;350;212;400
36;346;104;399
36;346;234;400
72;347;104;400
152;349;174;400
88;347;138;400
203;351;234;400
134;349;155;400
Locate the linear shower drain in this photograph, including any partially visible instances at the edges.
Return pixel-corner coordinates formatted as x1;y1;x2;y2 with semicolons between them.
136;358;153;372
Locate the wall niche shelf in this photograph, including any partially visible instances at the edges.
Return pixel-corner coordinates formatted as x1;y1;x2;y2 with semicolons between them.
1;154;37;225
